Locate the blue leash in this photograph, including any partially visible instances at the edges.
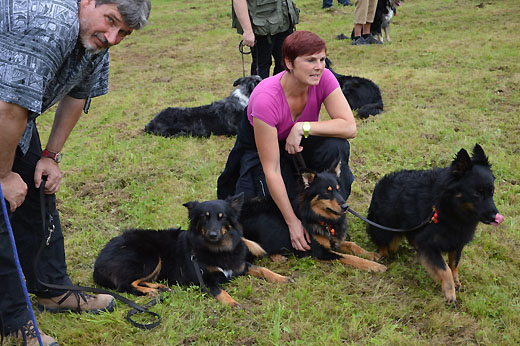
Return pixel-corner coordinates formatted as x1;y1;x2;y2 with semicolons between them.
0;184;44;346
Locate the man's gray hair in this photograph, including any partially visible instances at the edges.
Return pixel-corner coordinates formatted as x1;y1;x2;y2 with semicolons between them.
96;0;151;29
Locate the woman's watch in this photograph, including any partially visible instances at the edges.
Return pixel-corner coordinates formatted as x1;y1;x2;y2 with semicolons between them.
302;122;311;138
42;149;62;163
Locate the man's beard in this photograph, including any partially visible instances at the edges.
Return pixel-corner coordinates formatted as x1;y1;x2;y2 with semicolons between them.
80;32;107;54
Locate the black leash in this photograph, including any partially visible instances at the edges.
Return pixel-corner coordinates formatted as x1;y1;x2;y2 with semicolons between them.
37;180;161;330
294;152;436;233
181;233;209;294
343;204;435;233
238;40;259;78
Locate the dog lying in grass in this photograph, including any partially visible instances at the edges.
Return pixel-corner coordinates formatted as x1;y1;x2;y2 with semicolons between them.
240;162;387;273
325;58;384;118
145;75;262;138
93;194;291;308
366;144;504;305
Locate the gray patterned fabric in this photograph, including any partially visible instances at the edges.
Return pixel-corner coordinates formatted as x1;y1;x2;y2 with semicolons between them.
0;0;110;154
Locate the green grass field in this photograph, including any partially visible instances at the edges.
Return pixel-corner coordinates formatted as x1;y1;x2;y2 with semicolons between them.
10;0;520;344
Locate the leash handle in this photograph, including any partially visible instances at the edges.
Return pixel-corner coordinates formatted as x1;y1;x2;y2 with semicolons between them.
238;40;259;78
36;180;161;330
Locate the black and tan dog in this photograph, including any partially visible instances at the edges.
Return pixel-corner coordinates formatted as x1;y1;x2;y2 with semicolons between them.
93;194;291;307
366;144;504;305
240;163;387;272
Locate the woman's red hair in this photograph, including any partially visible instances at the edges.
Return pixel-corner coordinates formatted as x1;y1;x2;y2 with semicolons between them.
281;31;327;71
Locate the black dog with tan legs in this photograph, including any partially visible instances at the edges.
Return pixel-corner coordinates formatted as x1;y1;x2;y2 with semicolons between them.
93;194;290;307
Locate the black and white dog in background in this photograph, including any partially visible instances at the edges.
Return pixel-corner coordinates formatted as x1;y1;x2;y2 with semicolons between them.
145;75;262;138
349;0;401;44
371;0;401;43
326;58;384;118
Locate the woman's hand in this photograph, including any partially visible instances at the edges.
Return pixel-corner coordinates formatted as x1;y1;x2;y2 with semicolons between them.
285;122;305;154
287;218;311;251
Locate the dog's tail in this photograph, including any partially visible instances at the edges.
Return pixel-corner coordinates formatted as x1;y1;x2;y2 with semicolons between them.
242;237;267;257
356;102;384;118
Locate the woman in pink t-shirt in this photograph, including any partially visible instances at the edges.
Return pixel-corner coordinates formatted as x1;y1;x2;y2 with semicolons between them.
218;31;356;252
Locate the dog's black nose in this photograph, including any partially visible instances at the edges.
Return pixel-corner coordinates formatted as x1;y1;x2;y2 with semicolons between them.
207;230;220;240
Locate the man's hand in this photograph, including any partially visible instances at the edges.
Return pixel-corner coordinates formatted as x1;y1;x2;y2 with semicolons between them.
0;172;27;212
242;30;256;47
34;158;62;194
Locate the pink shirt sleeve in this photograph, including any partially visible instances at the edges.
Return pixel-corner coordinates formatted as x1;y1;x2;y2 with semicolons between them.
319;68;340;100
249;91;284;128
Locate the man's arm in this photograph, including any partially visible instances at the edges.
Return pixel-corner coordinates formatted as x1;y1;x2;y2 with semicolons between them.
34;96;86;194
233;0;256;47
0;100;29;212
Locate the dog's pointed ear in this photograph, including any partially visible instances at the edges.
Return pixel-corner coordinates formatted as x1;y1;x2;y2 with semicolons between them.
301;171;316;189
227;192;244;214
450;148;473;178
183;201;198;211
329;159;342;178
233;77;244;87
471;144;490;167
183;201;199;220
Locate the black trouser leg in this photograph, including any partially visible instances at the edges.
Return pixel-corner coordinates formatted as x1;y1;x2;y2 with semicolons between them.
271;29;293;75
0;210;32;334
251;35;273;79
251;29;293;79
9;125;71;299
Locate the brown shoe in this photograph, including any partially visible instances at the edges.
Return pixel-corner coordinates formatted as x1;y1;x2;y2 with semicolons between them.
37;291;115;314
9;319;58;346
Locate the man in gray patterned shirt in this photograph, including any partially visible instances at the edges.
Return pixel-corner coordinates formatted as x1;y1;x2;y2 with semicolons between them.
0;0;150;345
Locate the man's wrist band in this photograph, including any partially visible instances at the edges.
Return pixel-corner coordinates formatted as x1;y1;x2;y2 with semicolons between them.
42;149;62;163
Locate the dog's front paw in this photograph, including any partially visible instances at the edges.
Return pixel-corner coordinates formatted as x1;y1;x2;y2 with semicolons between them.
367;251;382;261
271;273;295;283
442;284;457;307
270;254;288;263
230;301;243;309
370;262;387;272
445;296;457;308
284;276;295;284
158;286;172;293
454;279;461;291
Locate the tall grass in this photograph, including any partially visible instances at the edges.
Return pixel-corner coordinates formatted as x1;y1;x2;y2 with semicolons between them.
11;0;520;345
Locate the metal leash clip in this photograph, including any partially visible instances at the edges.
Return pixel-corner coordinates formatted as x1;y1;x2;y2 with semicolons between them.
46;215;54;246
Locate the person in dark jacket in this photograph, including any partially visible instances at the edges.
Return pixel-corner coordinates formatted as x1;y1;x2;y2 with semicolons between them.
232;0;300;79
